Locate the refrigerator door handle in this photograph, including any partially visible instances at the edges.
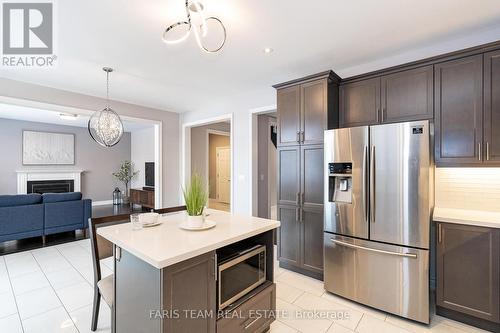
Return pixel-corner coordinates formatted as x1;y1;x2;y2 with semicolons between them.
362;145;368;223
330;239;418;259
370;145;376;223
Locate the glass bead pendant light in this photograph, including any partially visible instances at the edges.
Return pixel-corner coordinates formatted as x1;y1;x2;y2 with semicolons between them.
88;67;124;147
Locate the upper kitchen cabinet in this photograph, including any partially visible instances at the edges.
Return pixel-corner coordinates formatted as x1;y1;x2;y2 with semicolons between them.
276;85;301;146
435;55;483;166
301;80;328;145
340;66;434;127
484;50;500;164
381;65;433;123
339;77;380;127
274;71;340;146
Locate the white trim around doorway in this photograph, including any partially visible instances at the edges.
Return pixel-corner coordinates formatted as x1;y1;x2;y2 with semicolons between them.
249;104;277;217
181;113;234;213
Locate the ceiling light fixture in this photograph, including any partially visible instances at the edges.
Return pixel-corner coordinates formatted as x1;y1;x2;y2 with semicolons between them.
59;113;78;120
162;0;226;53
88;67;124;147
263;47;274;54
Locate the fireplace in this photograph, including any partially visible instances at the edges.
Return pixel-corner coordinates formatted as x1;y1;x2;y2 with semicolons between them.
27;180;74;194
16;169;83;194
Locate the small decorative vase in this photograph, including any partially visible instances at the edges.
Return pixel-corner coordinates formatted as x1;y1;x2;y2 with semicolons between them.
122;195;130;205
186;215;204;228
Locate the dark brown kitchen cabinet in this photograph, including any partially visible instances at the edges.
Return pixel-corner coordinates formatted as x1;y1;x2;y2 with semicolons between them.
277;85;301;146
277;145;324;280
340;77;380;127
484;50;500;164
436;222;500;330
277;205;301;267
301;80;328;145
301;145;324;208
277;146;300;206
381;65;433;123
301;206;324;274
435;55;484;166
340;66;434;128
275;71;339;146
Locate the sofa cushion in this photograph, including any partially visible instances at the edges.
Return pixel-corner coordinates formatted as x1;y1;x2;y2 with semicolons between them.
0;194;42;207
42;192;82;203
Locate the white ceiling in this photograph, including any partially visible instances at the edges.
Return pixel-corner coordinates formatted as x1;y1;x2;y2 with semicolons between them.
1;0;500;114
0;104;153;132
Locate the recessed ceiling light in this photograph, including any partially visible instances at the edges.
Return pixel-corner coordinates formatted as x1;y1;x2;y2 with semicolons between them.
263;47;274;54
59;113;78;120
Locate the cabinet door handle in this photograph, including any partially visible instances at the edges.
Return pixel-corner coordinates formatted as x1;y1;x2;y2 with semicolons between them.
301;192;305;206
382;107;386;122
438;224;442;243
296;131;300;143
299;208;303;222
300;131;305;143
377;109;381;123
243;317;260;330
295;207;299;221
213;253;217;280
296;192;300;205
478;142;482;161
487;142;490;161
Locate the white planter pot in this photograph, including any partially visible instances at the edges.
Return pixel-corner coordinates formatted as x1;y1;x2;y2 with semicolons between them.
186;215;204;228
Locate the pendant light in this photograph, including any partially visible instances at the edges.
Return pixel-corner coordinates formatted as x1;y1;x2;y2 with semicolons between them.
162;0;226;53
88;67;124;147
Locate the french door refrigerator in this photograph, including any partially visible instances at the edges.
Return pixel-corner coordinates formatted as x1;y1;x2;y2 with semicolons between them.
323;120;432;324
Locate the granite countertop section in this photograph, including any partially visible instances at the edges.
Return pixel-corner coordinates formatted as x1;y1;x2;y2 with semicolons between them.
97;209;280;269
433;207;500;229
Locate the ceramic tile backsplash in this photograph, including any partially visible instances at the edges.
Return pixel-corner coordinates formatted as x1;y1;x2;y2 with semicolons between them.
435;168;500;212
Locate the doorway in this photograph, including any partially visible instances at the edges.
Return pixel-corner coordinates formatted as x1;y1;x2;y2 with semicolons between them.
186;119;232;212
253;111;278;219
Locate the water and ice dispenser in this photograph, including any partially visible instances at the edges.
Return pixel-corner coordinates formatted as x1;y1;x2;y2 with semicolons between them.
328;163;353;204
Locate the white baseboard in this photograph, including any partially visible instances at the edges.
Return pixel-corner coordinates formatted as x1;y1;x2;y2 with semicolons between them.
92;200;113;206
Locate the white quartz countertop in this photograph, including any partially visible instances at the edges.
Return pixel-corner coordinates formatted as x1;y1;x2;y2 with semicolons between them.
433;207;500;229
97;209;280;269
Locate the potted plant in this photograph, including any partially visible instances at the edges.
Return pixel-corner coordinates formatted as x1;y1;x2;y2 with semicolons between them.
183;173;208;227
113;161;139;205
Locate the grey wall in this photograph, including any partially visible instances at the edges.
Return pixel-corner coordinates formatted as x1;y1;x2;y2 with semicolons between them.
0;77;180;207
0;118;131;201
190;122;230;194
257;114;277;218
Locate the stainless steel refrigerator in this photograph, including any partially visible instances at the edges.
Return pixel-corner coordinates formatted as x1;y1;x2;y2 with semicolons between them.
323;120;433;324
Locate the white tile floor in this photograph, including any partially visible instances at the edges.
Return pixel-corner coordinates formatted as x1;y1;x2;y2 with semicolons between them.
0;239;489;333
0;239;111;333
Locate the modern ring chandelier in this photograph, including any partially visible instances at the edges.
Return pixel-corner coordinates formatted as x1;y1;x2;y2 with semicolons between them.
88;67;124;147
162;0;227;53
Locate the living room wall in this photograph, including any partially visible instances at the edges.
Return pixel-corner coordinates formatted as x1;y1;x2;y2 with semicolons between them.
0;118;131;202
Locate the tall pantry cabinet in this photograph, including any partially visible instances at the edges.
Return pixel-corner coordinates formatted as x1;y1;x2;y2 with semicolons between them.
273;71;340;279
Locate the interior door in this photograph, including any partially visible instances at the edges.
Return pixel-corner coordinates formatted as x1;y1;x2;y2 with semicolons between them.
216;147;231;203
369;121;430;249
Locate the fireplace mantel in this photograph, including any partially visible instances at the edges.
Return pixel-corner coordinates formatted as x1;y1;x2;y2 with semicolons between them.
16;169;84;194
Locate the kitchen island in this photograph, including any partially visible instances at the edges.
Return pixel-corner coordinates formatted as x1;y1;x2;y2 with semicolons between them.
97;209;280;333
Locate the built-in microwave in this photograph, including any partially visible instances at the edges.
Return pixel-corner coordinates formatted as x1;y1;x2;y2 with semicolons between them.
217;244;266;310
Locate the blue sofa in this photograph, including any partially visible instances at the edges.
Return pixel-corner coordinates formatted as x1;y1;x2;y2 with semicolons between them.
0;192;91;243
